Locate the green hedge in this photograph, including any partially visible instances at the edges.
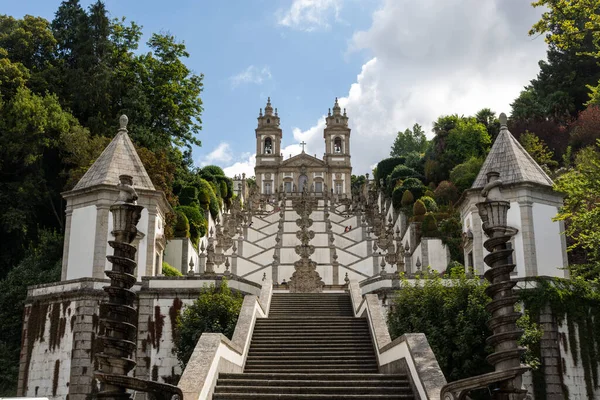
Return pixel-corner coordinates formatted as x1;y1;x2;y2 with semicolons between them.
176;205;208;247
162;261;182;276
174;210;190;238
175;281;243;367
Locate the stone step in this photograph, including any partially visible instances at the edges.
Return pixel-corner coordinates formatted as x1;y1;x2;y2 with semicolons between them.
251;332;370;338
243;367;380;374
247;354;377;364
219;373;407;381
216;378;409;388
214;385;411;395
248;350;376;357
213;394;412;399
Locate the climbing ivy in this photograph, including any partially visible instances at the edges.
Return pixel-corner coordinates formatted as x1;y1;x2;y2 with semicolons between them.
519;277;600;400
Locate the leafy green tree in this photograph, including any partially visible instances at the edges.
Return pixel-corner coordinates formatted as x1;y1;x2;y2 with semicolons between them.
0;229;62;395
425;115;490;183
569;105;600;150
390;123;428;158
528;0;600;116
449;157;484;193
475;108;500;141
553;142;600;278
175;281;243;367
520;131;559;171
387;270;492;382
396;178;427;204
351;174;366;194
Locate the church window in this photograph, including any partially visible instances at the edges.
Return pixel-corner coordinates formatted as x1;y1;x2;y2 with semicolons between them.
265;182;272;194
267;118;270;124
284;182;292;193
334;137;342;153
315;182;322;193
336;118;339;123
264;137;273;154
335;183;342;194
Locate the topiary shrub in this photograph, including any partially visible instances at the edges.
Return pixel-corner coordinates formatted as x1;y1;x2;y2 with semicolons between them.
397;177;427;201
392;187;410;210
401;190;414;207
176;205;208;247
162;261;182;277
421;213;439;237
174;210;190;238
386;165;421;195
179;186;198;206
420;196;438;212
434;180;459;205
424;190;435;198
175;281;243;368
412;199;427;222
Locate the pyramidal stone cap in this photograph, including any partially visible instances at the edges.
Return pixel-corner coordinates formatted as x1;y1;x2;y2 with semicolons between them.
471;112;553;189
72;115;155;191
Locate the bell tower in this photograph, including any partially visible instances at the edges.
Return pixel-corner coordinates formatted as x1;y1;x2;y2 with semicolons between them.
255;97;282;165
323;98;352;194
323;98;351;164
255;97;282;194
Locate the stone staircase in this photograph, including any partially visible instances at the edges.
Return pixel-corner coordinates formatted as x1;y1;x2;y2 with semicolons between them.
212;293;414;399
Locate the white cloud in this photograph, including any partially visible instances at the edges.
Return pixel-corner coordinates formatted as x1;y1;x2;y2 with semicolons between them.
198;142;233;167
223;153;256;178
277;0;342;31
230;65;272;88
292;0;548;174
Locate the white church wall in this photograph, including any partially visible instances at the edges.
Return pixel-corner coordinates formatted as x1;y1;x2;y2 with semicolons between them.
532;203;566;277
66;205;97;280
316;265;333;283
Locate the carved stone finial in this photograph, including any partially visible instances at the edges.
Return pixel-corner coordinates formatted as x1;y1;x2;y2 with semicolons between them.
119;114;128;131
262;272;266;281
344;272;350;285
499;112;508;127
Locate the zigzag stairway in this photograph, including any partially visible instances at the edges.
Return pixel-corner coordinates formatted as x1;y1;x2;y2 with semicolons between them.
212;292;414;399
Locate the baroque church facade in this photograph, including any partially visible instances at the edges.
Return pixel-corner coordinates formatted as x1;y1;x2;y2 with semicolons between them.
255;98;352;196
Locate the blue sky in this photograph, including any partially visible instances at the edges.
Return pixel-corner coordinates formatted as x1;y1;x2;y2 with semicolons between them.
3;0;549;176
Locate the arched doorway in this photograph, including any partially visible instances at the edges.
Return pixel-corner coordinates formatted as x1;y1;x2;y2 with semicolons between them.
298;175;308;192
